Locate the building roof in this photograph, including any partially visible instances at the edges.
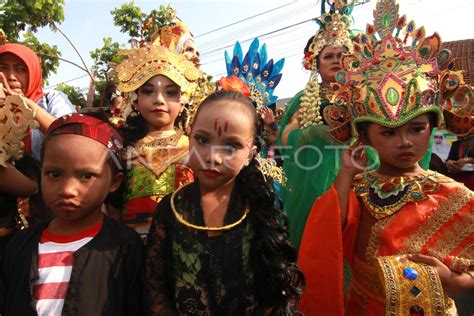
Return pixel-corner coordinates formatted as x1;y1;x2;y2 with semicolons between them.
442;39;474;86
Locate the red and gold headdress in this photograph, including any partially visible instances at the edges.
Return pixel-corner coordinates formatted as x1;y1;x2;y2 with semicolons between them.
324;0;473;142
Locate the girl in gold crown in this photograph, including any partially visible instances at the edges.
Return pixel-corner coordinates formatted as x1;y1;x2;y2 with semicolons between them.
297;0;474;314
148;6;215;132
115;44;200;239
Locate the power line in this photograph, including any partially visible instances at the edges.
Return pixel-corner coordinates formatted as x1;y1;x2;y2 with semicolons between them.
200;29;313;67
201;18;316;57
199;0;370;61
199;2;315;52
195;1;297;38
46;74;89;89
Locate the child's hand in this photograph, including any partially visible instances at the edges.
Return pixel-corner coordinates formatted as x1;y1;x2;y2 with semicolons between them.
408;254;456;295
341;144;367;177
261;107;275;126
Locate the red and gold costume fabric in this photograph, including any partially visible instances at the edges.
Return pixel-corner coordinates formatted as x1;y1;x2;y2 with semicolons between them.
297;170;473;315
123;130;193;238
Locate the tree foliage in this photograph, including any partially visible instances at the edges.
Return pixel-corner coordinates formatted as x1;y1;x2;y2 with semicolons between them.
56;83;86;108
90;37;123;82
89;38;125;107
22;32;60;84
0;0;66;80
110;2;144;41
111;3;176;46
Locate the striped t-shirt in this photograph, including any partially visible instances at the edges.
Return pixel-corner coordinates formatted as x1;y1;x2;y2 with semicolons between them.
33;221;102;316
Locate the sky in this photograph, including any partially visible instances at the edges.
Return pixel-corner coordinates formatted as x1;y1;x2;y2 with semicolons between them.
35;0;474;100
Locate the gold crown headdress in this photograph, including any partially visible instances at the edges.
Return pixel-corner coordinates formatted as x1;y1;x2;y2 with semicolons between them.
324;0;473;142
115;44;200;120
299;0;355;128
0;92;38;166
307;1;354;63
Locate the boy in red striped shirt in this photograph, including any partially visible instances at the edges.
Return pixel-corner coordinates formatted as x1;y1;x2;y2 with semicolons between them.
1;114;144;315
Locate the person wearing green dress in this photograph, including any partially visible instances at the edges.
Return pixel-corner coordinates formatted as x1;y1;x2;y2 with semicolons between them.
277;2;355;249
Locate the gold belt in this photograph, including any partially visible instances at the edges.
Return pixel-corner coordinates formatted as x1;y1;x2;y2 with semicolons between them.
352;256;385;303
375;255;448;315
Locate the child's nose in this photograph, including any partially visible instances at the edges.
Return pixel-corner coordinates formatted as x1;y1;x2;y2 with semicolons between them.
398;134;413;147
59;179;79;198
154;92;166;104
206;148;223;165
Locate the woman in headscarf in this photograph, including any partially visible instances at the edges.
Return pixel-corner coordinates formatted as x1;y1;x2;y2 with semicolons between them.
0;43;75;160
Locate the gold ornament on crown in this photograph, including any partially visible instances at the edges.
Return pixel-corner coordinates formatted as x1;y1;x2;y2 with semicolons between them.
0;91;38;167
115;44;200;121
299;2;354;128
324;0;473;143
184;75;216;133
152;20;193;53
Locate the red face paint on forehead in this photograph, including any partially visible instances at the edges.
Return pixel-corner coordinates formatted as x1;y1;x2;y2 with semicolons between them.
213;118;229;138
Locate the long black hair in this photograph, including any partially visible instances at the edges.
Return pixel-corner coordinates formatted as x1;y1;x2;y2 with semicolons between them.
195;90;305;314
119;111;149;147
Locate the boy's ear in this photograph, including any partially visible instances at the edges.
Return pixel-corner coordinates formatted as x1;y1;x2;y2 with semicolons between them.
109;172;124;193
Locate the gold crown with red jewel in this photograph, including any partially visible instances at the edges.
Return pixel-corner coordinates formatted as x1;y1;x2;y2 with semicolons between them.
323;0;473;142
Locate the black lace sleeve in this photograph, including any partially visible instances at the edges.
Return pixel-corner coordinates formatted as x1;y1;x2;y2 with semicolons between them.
144;196;177;316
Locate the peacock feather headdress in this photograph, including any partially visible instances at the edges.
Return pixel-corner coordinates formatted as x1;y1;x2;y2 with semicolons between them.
222;38;284;109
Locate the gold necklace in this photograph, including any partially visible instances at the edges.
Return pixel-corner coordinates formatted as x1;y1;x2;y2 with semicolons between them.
170;184;249;231
140;130;183;148
319;82;333;100
353;170;441;219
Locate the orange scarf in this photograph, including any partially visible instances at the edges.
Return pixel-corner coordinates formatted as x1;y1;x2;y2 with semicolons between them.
0;43;45;102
